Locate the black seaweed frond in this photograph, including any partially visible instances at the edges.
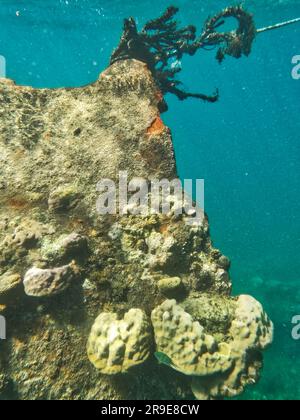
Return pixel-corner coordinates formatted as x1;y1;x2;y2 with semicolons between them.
110;5;256;106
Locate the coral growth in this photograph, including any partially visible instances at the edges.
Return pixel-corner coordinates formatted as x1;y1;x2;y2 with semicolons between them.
23;264;77;297
151;297;273;400
151;300;234;378
191;295;274;399
87;309;152;374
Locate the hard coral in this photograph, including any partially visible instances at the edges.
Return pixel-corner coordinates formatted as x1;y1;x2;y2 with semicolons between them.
150;296;273;400
87;309;152;374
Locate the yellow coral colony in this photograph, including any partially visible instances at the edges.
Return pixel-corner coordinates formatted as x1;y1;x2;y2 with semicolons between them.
151;300;233;377
87;309;152;374
152;297;273;400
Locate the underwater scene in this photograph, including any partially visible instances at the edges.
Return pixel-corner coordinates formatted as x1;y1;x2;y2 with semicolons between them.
0;0;299;402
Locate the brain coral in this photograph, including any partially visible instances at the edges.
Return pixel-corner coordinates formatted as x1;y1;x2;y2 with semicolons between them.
151;300;233;377
192;295;274;399
152;297;273;400
87;308;152;375
230;294;274;350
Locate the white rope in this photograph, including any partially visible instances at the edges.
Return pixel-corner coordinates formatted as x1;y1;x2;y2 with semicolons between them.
257;17;300;34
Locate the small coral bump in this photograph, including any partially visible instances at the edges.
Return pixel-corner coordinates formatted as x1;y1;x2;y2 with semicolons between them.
23;263;77;297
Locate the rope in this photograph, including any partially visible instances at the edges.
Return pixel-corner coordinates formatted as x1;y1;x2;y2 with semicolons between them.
257;17;300;34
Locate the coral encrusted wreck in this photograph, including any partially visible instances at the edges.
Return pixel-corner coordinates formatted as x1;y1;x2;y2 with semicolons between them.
0;58;273;399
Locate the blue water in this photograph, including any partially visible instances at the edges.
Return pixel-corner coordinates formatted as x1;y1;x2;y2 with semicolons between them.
1;0;300;400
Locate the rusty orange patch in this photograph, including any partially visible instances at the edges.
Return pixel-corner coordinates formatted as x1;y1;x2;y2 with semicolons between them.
8;197;28;210
147;116;165;136
159;224;169;234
